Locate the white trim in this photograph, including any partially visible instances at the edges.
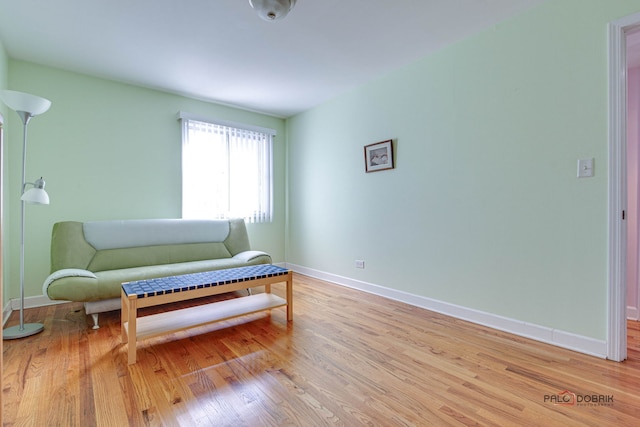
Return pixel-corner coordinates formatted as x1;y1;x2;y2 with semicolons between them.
607;18;627;362
2;300;11;326
606;13;640;362
177;111;277;136
287;263;608;359
9;294;67;311
3;296;67;325
627;305;639;320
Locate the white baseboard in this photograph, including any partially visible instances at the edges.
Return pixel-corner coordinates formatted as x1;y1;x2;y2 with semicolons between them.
3;300;12;326
627;306;639;320
3;262;610;359
9;294;67;311
3;295;70;327
286;263;608;359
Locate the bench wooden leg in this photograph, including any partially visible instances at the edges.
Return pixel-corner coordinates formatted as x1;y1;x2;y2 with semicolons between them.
286;271;293;321
122;291;139;365
121;292;127;344
127;297;138;365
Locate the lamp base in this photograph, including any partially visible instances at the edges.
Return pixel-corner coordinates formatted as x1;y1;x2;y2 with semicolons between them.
3;323;44;340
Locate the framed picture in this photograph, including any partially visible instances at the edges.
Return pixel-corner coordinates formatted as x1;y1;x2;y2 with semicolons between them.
364;139;394;173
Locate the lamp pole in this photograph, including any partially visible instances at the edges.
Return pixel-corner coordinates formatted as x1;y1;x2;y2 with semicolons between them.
0;90;51;340
10;112;45;338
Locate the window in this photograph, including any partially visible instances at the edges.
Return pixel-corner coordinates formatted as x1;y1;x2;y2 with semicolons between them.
180;113;274;223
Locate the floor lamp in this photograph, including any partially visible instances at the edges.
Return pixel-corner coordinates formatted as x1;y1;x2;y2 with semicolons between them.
0;90;51;340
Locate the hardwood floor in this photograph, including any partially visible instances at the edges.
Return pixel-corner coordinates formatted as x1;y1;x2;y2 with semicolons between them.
3;273;640;426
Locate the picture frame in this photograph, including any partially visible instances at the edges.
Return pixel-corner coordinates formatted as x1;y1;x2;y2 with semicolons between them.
364;139;394;173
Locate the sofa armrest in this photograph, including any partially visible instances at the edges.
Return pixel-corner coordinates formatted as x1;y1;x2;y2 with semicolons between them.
43;268;98;299
232;250;272;264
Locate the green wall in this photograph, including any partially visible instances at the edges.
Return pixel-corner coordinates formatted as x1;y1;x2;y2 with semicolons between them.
287;0;640;341
1;40;8;310
0;39;7;101
3;61;286;301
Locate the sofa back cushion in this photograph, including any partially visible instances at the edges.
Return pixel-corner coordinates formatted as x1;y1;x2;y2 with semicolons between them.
83;219;230;249
87;243;232;271
51;218;252;272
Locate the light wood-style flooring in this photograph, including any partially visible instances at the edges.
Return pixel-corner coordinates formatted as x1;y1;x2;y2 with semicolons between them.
2;273;640;426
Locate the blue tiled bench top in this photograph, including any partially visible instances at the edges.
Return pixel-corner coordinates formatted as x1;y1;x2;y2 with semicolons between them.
122;265;290;298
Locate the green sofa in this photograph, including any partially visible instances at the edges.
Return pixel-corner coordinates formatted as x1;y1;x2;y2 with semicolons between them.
43;218;272;329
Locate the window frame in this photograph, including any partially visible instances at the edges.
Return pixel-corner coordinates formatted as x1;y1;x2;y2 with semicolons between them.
179;111;275;223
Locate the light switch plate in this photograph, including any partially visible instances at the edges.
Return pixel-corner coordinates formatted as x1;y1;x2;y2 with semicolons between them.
577;158;594;178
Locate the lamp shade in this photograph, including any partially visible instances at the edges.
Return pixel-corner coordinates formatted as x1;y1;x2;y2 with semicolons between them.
21;178;50;205
249;0;296;21
0;90;51;116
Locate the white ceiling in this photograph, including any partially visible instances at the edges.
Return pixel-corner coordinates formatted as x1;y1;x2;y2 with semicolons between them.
0;0;545;118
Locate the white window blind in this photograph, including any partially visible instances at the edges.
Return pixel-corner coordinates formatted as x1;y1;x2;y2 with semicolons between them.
180;114;274;223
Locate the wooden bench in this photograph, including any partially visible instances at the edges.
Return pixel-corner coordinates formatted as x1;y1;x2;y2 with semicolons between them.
121;265;292;364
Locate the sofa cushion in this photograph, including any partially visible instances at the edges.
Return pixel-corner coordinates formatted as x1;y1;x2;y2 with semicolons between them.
83;219;230;249
87;242;232;272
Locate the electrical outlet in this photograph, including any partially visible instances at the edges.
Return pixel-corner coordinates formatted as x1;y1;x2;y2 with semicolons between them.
355;260;365;269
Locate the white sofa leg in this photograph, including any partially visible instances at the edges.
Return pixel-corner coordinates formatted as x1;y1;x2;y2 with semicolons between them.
91;313;100;330
84;298;119;330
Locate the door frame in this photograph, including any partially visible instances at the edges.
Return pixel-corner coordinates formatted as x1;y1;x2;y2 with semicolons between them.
608;12;640;362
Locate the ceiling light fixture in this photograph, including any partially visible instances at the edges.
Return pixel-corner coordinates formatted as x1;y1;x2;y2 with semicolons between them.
249;0;297;21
